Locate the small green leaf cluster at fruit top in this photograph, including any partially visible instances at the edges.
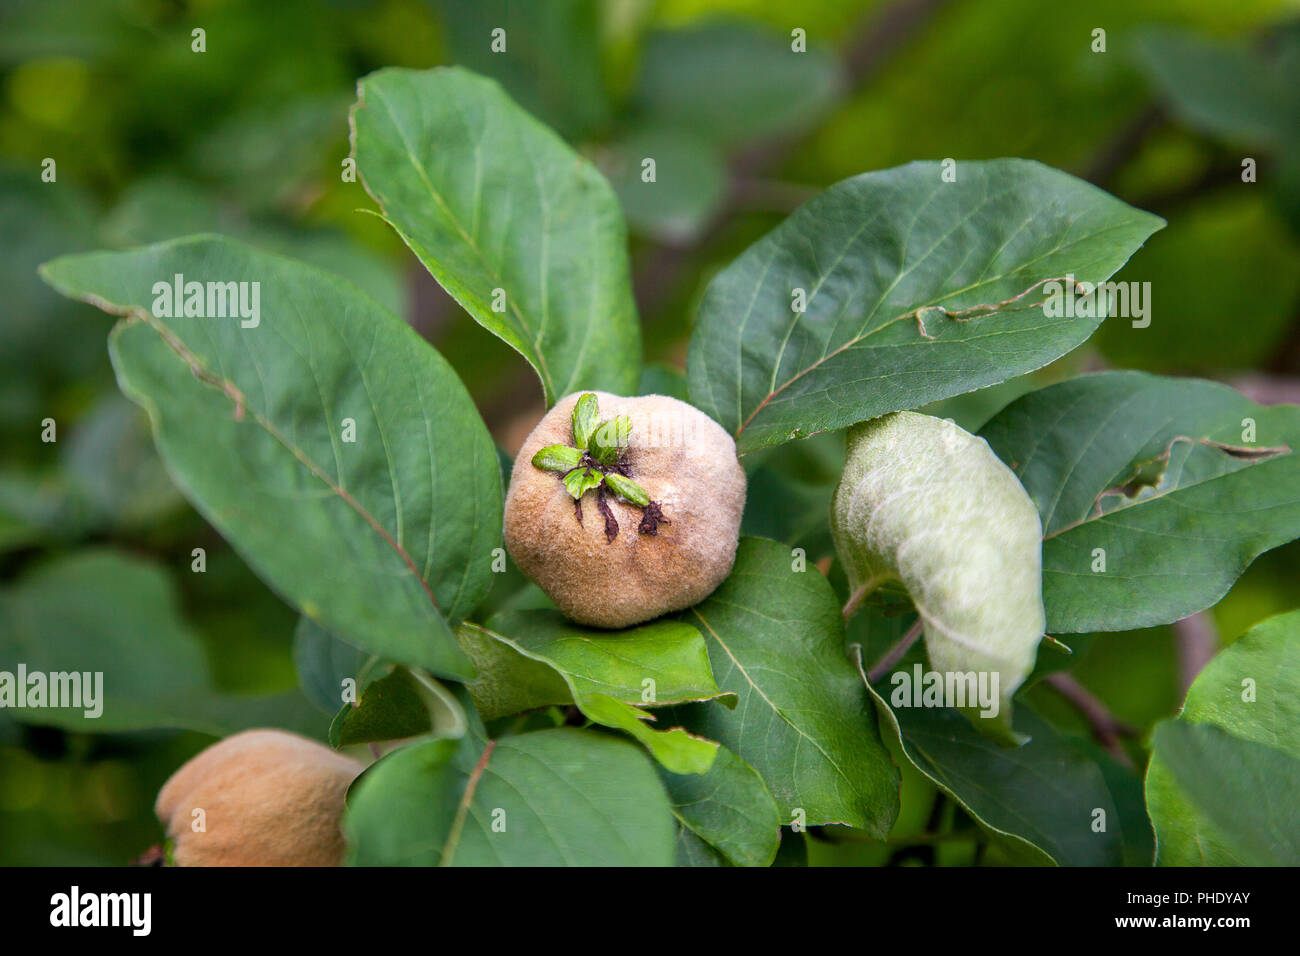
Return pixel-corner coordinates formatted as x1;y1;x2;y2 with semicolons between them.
530;392;667;540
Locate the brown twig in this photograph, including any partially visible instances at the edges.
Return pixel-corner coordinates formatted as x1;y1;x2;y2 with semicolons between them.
1043;672;1137;767
866;619;924;683
1172;611;1218;703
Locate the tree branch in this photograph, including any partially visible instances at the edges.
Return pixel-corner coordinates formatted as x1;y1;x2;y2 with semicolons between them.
1043;672;1137;767
866;619;924;683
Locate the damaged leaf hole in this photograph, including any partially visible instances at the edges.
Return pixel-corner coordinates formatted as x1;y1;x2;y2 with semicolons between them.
533;393;671;542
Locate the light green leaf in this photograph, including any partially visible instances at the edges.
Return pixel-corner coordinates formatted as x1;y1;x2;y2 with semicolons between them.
979;371;1300;633
563;467;604;500
1146;610;1300;865
0;550;320;737
351;67;641;404
589;414;631;464
464;610;728;773
665;537;900;836
687;159;1163;453
832;412;1044;742
659;745;781;867
603;472;649;507
41;236;500;679
579;693;717;775
531;444;582;474
571;393;600;449
346;727;676;866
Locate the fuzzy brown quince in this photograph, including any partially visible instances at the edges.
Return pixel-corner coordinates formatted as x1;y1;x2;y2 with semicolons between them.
155;728;363;867
504;391;746;629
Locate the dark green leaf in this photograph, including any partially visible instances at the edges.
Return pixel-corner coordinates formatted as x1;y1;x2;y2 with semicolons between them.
980;371;1300;632
351;67;641;404
635;22;841;147
687;160;1163;453
667;537;900;835
292;616;369;714
346;727;676;866
41;236;502;678
659;745;781;867
0;550;320;737
853;644;1129;866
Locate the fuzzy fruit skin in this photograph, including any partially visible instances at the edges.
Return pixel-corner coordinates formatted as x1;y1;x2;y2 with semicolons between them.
505;392;746;628
155;729;363;867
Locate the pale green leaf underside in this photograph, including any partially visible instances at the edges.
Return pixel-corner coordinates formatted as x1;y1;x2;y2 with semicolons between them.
40;236;501;679
1146;610;1300;865
351;66;641;405
688;159;1163;452
980;371;1300;633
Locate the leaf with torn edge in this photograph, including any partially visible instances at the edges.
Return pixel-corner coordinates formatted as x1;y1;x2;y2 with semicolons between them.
979;371;1300;633
687;159;1163;453
832;412;1045;744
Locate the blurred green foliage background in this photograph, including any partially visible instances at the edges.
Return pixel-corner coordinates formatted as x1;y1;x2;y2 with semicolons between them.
2;0;1297;865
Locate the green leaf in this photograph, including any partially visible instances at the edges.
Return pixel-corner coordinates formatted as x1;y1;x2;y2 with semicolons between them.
659;745;781;867
293;617;369;714
1146;610;1300;865
675;825;727;866
562;467;604;500
832;412;1044;742
455;623;573;721
41;236;501;679
0;550;320;737
589;415;631;464
665;537;900;836
571;393;600;449
603;472;649;507
464;610;729;773
605;125;726;241
346;727;676;866
578;693;718;775
328;666;464;748
853;644;1132;866
687;159;1164;453
979;371;1300;633
531;444;582;474
428;0;610;140
351;67;641;404
1135;26;1299;147
635;21;841;148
